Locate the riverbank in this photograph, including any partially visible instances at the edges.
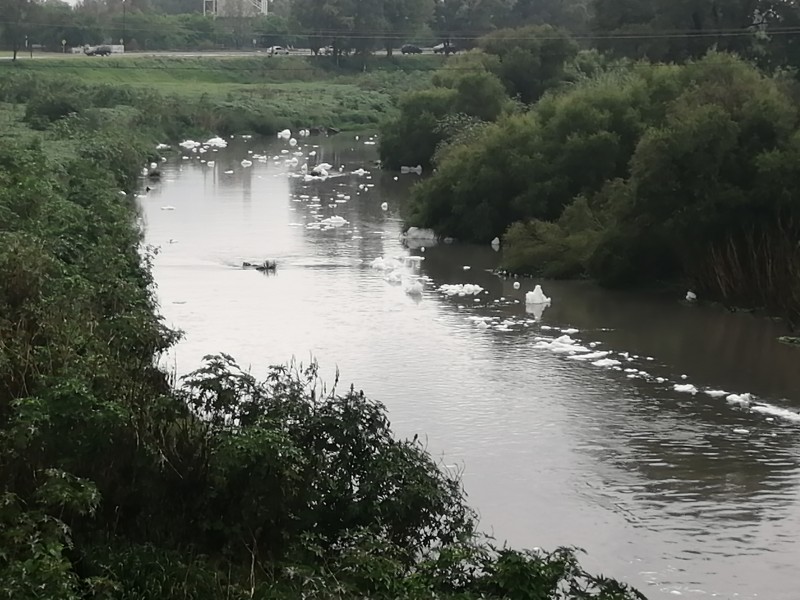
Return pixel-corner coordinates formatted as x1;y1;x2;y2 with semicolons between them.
0;54;443;135
386;47;800;328
0;73;645;598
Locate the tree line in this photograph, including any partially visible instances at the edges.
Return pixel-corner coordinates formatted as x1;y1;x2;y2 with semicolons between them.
3;0;581;56
381;20;800;325
5;0;800;63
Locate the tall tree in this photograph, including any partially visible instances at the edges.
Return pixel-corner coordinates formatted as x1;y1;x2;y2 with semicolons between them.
433;0;511;53
590;0;800;65
0;0;39;60
291;0;353;56
383;0;434;55
479;25;579;102
502;0;592;31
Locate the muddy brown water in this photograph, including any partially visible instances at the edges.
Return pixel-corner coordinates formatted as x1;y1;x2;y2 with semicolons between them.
138;135;800;600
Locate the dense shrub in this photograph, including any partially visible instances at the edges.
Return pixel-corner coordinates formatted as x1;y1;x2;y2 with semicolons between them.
405;51;800;321
23;92;86;129
379;50;513;170
478;25;579;103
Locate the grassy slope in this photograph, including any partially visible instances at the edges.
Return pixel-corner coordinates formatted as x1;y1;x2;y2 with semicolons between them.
1;54;446;131
0;102;78;162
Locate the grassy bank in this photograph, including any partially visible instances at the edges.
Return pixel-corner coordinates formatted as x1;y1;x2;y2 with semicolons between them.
0;54;445;133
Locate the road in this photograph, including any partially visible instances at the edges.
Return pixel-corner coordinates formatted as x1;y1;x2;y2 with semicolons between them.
1;48;442;60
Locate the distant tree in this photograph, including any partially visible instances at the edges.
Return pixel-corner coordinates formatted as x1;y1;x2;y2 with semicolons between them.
432;0;511;53
155;0;202;13
0;0;39;60
501;0;591;31
479;25;579;102
291;0;352;56
253;13;293;47
348;0;384;55
383;0;434;55
590;0;800;66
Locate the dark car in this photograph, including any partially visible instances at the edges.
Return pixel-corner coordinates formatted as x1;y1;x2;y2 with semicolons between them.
401;44;423;54
85;45;112;56
433;42;459;54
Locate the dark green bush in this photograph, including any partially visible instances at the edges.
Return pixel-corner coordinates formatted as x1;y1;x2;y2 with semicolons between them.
24;92;86;130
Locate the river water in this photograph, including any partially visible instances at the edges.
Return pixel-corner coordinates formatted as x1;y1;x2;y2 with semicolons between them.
139;135;800;600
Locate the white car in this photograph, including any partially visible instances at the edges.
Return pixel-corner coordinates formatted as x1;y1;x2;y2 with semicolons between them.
267;46;289;55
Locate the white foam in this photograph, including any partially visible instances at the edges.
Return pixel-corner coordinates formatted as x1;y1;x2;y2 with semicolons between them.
403;227;436;241
750;403;800;423
674;384;698;395
592;358;622;368
526;284;550;305
726;393;753;407
205;136;228;148
704;389;728;398
439;284;484;296
534;335;589;355
320;215;347;227
568;350;610;361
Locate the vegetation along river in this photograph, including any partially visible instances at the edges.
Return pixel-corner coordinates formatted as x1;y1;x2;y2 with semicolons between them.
139;134;800;600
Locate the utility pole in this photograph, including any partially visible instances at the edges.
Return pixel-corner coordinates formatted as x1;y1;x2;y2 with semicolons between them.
121;0;126;50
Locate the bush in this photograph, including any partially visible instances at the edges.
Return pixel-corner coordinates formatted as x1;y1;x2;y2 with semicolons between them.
24;92;86;130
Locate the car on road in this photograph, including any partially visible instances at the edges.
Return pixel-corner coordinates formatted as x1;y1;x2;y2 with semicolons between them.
401;44;423;54
85;45;112;56
267;46;289;55
433;42;460;54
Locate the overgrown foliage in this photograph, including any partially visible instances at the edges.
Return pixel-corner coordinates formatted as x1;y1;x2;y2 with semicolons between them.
402;52;800;324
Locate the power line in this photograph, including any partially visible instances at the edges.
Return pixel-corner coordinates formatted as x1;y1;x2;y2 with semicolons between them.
1;18;797;42
0;58;738;74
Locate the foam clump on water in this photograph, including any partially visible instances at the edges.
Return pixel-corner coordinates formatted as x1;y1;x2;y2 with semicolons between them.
404;280;424;296
438;284;484;296
534;335;589;355
205;136;228;148
674;383;698;395
592;358;621;367
525;284;551;305
321;215;347;226
370;257;403;271
750;404;800;423
568;350;610;362
726;393;753;407
403;227;437;241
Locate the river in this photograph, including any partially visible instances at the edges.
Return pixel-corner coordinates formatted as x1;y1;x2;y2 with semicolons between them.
138;134;800;600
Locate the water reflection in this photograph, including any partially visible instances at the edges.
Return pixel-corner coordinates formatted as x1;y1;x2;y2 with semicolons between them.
141;134;800;600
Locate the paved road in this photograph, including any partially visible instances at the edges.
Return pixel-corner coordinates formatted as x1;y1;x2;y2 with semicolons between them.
2;48;442;60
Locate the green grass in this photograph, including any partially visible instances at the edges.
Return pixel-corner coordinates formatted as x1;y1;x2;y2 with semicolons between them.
0;102;77;161
0;54;443;131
